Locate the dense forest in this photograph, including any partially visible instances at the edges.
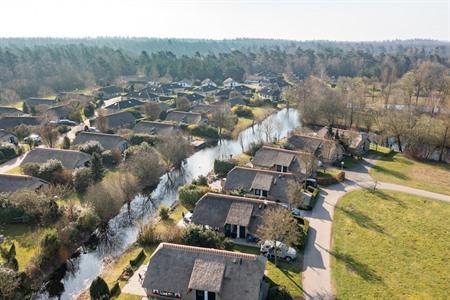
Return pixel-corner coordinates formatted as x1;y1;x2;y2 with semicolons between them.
0;38;449;103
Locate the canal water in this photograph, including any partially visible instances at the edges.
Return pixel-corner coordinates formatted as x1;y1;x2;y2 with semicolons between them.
39;108;300;299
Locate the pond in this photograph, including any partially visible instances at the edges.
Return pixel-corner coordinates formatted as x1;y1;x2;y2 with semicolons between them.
38;108;300;299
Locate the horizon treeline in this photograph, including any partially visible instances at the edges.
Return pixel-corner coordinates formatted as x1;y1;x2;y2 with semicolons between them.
0;38;449;102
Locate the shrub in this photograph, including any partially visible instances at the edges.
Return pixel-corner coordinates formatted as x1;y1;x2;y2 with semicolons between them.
101;150;116;167
129;249;146;268
110;282;120;297
9;191;60;225
37;159;64;182
158;205;170;221
37;229;61;266
213;159;236;177
89;276;110;300
158;224;183;244
129;133;158;146
178;184;208;210
232;105;253;118
336;171;345;182
0;143;16;160
245;141;263;156
192;175;208;186
57;125;70;134
62;136;71;149
282;142;295;151
79;141;104;155
83;103;95;118
76;208;100;233
267;286;293;300
189;125;219;139
0;151;5;162
68;110;82;122
137;222;158;246
73;168;92;193
90;153;104;182
182;225;229;249
22;162;41;177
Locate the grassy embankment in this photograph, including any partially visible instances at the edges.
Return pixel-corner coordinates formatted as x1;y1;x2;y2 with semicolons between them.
369;146;450;195
232;106;275;138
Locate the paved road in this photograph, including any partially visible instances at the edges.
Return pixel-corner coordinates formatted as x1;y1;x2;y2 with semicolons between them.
0;153;26;174
302;157;450;300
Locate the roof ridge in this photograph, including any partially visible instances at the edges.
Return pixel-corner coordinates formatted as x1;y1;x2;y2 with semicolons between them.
261;145;310;155
160;243;258;260
170;111;201;116
233;166;294;176
204;192;278;205
78;131;121;138
289;133;326;142
30;147;87;154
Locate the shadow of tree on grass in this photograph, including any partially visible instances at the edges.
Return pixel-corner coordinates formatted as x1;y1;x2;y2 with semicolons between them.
336;205;386;234
331;250;383;283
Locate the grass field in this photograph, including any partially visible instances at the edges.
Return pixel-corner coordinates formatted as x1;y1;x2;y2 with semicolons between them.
369;148;450;195
0;224;45;271
332;189;450;299
234;245;303;300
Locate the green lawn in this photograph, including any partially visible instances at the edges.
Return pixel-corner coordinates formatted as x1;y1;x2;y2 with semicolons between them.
369;148;450;195
234;245;303;300
0;224;45;271
332;189;450;299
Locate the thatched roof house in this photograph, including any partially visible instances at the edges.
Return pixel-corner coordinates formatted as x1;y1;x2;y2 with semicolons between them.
0;116;40;130
192;193;279;239
223;166;302;204
134;120;181;136
73;132;128;152
166;111;203;125
142;243;267;300
252;146;314;175
0;174;48;193
21;148;90;169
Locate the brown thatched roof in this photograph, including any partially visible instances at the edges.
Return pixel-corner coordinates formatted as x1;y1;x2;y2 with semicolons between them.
191;193;278;235
225;202;254;227
0;174;48;193
223;167;303;204
287;134;323;153
188;259;225;293
166;111;202;125
143;243;266;300
21;148;90;169
133;120;180;136
73;132;127;151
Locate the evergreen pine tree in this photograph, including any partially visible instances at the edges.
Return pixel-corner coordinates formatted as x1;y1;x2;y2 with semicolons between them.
90;152;104;182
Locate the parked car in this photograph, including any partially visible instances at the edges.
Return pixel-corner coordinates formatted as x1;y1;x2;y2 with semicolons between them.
260;240;297;262
24;134;41;145
278;203;304;217
305;178;318;188
183;211;193;225
58;119;77;126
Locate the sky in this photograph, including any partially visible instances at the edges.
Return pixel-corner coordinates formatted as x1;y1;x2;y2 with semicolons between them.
0;0;449;41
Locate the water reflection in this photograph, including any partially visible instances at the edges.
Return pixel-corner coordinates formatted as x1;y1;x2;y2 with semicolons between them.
39;108;299;299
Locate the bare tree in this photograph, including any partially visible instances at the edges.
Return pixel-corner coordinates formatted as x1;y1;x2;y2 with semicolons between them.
144;102;162;120
124;148;164;188
176;96;191;111
287;181;304;209
39;124;58;148
157;134;192;172
211;104;236;138
256;207;299;266
95;109;108;133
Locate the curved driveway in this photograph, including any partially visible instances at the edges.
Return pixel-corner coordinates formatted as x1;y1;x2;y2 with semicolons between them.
302;158;450;300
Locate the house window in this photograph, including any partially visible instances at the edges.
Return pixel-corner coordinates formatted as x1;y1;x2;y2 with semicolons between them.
254;189;261;196
196;290;216;300
262;190;268;197
283;166;288;173
276;165;282;172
